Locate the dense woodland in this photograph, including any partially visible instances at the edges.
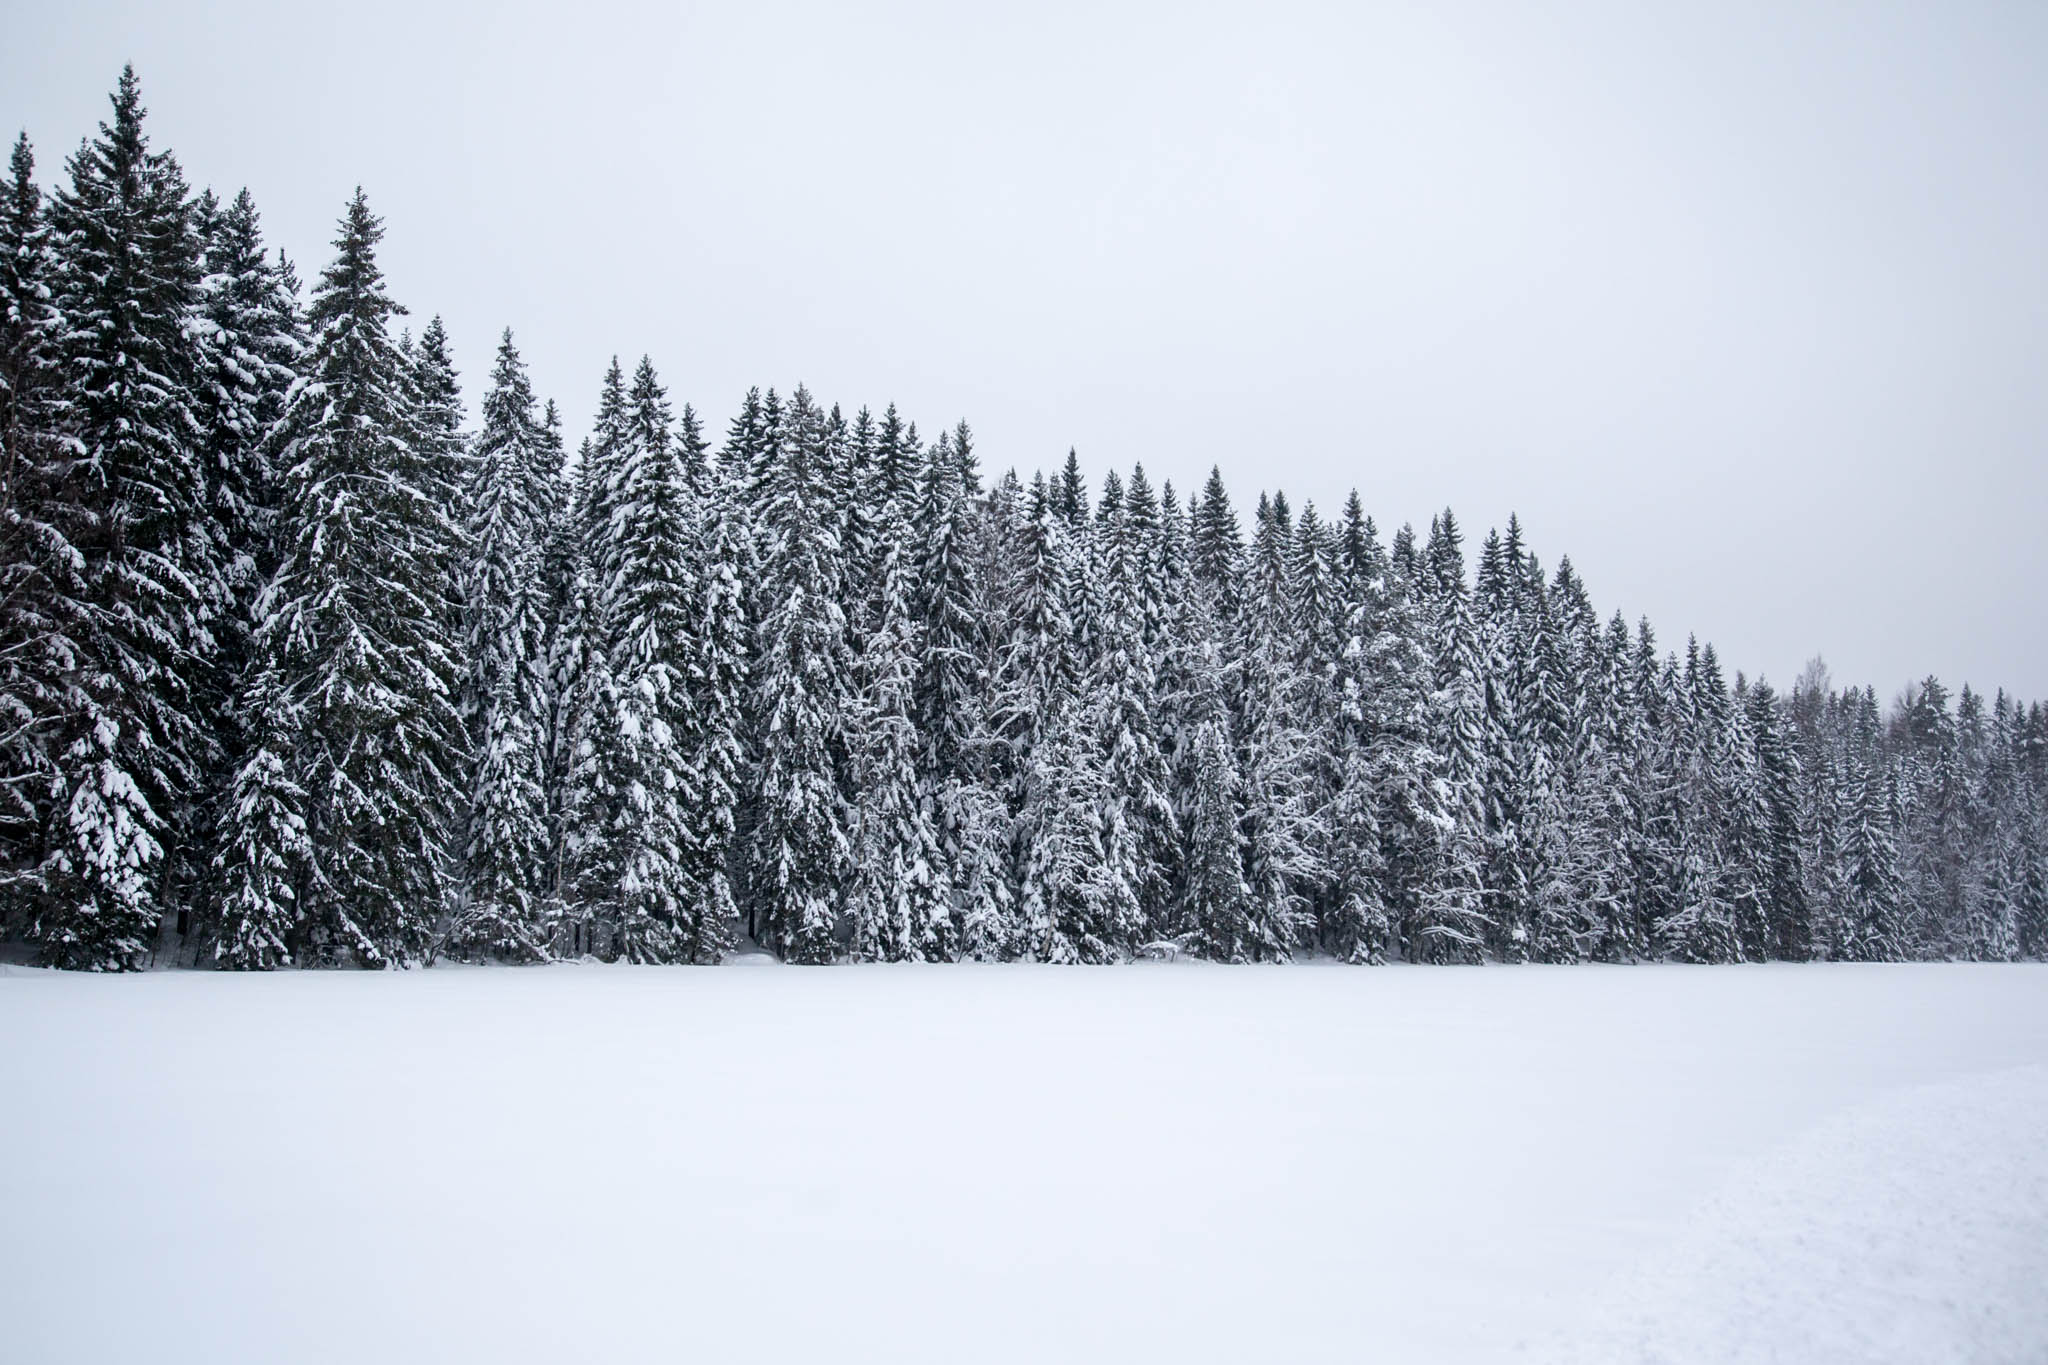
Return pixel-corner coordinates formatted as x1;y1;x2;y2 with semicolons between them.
2;73;2044;971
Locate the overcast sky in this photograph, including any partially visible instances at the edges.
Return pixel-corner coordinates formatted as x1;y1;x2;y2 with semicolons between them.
6;0;2044;700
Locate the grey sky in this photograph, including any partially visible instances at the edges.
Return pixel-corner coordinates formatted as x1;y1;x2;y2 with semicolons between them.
6;0;2045;700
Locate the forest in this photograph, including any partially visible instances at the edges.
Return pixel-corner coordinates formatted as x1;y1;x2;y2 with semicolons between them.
3;70;2044;971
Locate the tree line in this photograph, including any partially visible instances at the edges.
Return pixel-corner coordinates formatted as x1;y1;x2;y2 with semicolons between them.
3;72;2043;970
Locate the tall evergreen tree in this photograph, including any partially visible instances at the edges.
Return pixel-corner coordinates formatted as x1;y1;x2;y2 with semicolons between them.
30;69;211;968
0;133;67;903
845;526;950;962
448;330;551;960
747;386;853;962
231;190;466;966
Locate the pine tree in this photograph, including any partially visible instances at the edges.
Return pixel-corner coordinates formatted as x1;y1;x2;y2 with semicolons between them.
1414;589;1490;963
1055;447;1088;528
183;188;306;953
683;450;750;955
0;133;67;901
192;187;302;657
845;528;950;962
1324;497;1406;963
1189;466;1242;620
448;330;551;960
1843;761;1906;961
1182;718;1253;959
246;190;465;966
912;434;981;790
747;386;853;962
2014;804;2048;960
1324;744;1391;963
1018;706;1135;963
1090;486;1178;938
556;363;632;956
945;757;1019;960
30;69;211;968
534;404;584;942
209;668;308;968
1584;612;1645;961
1746;679;1810;959
582;361;722;963
1235;653;1322;961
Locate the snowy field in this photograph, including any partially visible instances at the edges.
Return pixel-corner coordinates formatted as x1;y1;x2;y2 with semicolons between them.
3;964;2046;1364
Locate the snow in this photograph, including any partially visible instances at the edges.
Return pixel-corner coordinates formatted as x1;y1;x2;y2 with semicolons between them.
1;963;2044;1364
1538;1061;2048;1363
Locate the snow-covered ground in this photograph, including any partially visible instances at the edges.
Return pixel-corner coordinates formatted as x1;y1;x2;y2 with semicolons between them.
2;963;2044;1364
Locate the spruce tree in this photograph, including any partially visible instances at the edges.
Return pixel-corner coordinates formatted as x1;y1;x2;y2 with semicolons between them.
448;330;551;960
1746;679;1811;959
1090;487;1178;938
1189;466;1242;619
31;68;211;968
1018;706;1135;963
210;668;308;968
1843;760;1906;961
747;386;853;962
912;434;981;789
0;133;66;899
1183;718;1253;959
1415;590;1490;962
244;190;465;966
845;529;950;962
683;448;750;954
583;361;721;963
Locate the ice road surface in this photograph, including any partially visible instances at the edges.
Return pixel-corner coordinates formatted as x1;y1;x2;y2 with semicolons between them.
2;962;2044;1364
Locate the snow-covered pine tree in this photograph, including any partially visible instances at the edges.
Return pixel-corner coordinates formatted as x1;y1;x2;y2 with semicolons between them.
1324;744;1390;963
405;315;472;600
747;385;853;962
1182;717;1254;960
1737;678;1803;958
1653;641;1738;963
556;363;633;956
913;432;981;791
583;361;723;963
1230;493;1324;960
1054;447;1088;529
532;404;585;943
845;518;950;962
31;68;211;969
180;186;305;955
1322;494;1400;963
1415;587;1490;963
1470;526;1532;960
1423;508;1466;609
944;749;1019;960
0;132;67;903
941;466;1021;959
1089;483;1178;939
1018;703;1136;963
1189;466;1242;623
1287;502;1343;938
1522;584;1594;965
682;442;750;954
1124;464;1171;651
947;418;981;497
1585;611;1645;960
209;666;308;968
1843;751;1907;962
447;330;552;961
1899;676;1963;956
248;189;466;966
2014;791;2048;960
872;403;923;529
191;186;302;678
